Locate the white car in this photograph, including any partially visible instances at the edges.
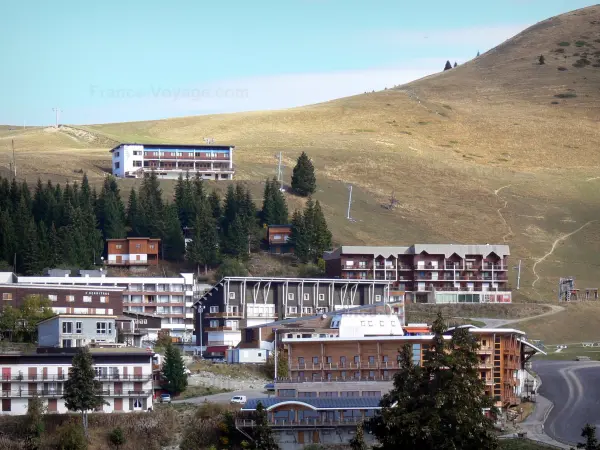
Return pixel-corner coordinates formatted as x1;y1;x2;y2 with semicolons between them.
230;395;247;405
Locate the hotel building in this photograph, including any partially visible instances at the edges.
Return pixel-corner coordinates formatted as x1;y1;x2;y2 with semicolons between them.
110;143;235;180
324;244;511;303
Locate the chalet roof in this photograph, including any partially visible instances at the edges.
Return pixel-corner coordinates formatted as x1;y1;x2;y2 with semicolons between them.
324;244;510;259
242;397;381;411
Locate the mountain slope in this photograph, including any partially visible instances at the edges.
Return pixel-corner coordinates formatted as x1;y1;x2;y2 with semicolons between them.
1;5;600;306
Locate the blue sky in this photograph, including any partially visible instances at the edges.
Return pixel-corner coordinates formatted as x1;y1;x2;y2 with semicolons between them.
0;0;595;125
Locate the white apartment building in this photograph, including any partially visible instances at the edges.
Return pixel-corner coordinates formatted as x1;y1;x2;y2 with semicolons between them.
110;143;235;180
16;273;211;343
0;348;153;415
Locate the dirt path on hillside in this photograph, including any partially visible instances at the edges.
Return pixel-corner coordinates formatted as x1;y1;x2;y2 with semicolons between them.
481;304;565;328
493;185;513;243
531;221;596;289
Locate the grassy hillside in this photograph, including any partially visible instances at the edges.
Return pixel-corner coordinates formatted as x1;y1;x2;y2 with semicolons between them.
1;5;600;311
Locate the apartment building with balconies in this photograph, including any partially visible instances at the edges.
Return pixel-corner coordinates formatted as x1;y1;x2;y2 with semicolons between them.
13;272;211;343
279;319;543;410
194;277;400;349
0;348;153;415
324;244;511;303
110;143;235;180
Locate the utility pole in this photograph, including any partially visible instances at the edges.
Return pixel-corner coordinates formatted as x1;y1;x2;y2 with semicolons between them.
274;328;278;380
274;152;284;191
52;107;62;128
346;185;353;220
513;260;521;290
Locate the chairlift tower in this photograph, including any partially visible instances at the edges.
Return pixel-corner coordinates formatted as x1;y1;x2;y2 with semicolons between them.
275;151;285;191
346;185;355;222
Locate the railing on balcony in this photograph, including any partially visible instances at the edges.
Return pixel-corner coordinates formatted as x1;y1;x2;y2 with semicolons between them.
476;347;493;354
343;264;371;270
105;260;153;266
1;374;66;382
236;417;369;428
1;389;64;398
444;264;464;270
374;264;395;270
204;312;243;318
483;263;506;270
94;374;153;381
276;375;395;383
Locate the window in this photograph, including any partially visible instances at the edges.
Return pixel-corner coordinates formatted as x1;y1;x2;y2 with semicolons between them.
319;392;339;398
83;296;92;303
298;392;317;398
133;160;142;167
229;292;235;299
302;307;313;314
287;293;294;300
380;321;385;326
209;306;219;313
149;244;155;249
287;306;297;314
318;294;325;301
48;295;57;302
326;356;332;364
354;356;360;364
135;243;141;249
368;321;373;326
2;293;12;301
298;357;305;366
116;244;122;249
277;389;296;397
303;293;309;301
62;339;72;348
391;322;397;327
316;307;328;314
99;296;107;303
312;357;319;365
360;321;365;326
340;356;347;366
96;322;108;334
115;151;120;157
76;322;82;334
62;322;73;334
1;399;11;412
375;295;381;301
66;295;75;302
368;356;375;364
210;320;219;327
363;391;382;397
114;162;120;169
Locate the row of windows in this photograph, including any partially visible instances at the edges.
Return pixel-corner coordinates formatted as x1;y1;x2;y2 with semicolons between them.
225;292;379;302
293;390;381;398
286;306;329;314
3;293;107;303
62;321;113;335
114;243;156;250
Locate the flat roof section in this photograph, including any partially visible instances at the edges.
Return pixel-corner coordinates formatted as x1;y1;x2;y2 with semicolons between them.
109;143;235;153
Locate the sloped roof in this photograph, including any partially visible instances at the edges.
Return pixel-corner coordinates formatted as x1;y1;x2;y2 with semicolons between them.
242;397;381;411
411;244;510;258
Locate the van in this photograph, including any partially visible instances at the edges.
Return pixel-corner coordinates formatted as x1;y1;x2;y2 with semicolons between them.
230;395;247;405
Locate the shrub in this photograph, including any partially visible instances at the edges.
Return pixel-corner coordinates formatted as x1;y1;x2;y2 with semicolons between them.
575;40;587;47
573;58;591;68
215;257;249;279
56;420;87;450
554;48;565;53
558;41;570;46
557;66;568;71
551;101;560;104
108;427;126;449
538;55;545;65
554;92;577;98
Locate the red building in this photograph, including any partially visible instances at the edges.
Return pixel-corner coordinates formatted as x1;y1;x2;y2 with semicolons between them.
324;244;510;303
106;238;160;268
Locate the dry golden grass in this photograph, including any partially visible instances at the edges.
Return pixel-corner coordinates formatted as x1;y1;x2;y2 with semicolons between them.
1;5;600;309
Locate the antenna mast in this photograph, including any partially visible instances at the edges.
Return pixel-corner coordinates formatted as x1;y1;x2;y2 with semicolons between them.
52;107;62;128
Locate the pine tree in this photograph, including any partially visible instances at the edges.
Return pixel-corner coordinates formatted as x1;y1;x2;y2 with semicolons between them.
174;173;196;228
261;179;275;225
349;423;368;450
47;222;62;268
0;208;15;266
208;190;222;222
37;221;51;271
162;204;185;261
225;215;249;259
310;200;332;261
187;212;219;274
370;313;498;449
262;178;288;225
251;402;279;450
97;176;126;240
453;61;458;68
62;347;107;437
290;210;309;263
291;152;316;196
303;198;316;261
192;173;206;217
477;50;480;57
22;218;40;275
444;60;453;71
139;171;164;237
577;424;600;450
162;343;188;394
126;188;142;236
539;54;545;65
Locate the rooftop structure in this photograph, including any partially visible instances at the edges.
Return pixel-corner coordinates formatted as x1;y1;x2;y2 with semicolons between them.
110;143;235;180
324;244;511;303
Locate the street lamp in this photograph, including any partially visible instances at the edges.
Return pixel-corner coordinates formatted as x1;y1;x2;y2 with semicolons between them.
194;303;205;358
274;328;278;381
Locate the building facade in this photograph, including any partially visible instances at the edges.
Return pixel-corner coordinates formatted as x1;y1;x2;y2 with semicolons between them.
38;315;117;348
10;273;210;343
267;225;293;255
0;348;153;415
106;238;160;268
0;278;125;316
280;321;543;409
110;143;235;180
194;277;401;348
324;244;511;303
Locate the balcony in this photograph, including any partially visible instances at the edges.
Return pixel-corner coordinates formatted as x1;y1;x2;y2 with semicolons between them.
477;362;494;369
1;389;64;398
205;312;244;319
374;264;395;270
94;374;153;381
343;264;370;271
1;374;66;382
483;263;506;271
477;347;493;354
397;264;413;271
289;363;323;371
236;417;367;428
417;263;444;270
444;264;464;270
205;326;237;332
105;260;152;266
277;375;395;383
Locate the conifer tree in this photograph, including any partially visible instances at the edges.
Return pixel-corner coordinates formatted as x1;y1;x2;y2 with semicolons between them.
139;171;164;237
208;190;222;222
454;61;458;68
311;200;332;261
370;313;498;450
0;208;15;266
291;152;316;196
262;178;288;225
192;173;206;217
251;402;279;450
261;179;275;225
162;343;188;394
162;204;185;261
444;60;453;71
577;424;600;450
174;173;196;228
22;218;40;275
47;222;62;268
187;210;219;274
290;210;309;263
225;215;250;259
349;423;368;450
126;188;142;236
97;177;126;240
62;347;107;437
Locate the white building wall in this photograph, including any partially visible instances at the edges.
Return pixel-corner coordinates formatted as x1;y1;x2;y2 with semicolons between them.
112;144;144;178
207;330;241;347
336;314;404;338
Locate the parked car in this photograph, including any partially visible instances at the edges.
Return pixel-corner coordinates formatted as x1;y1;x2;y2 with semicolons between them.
230;395;247;405
160;393;172;403
264;383;275;392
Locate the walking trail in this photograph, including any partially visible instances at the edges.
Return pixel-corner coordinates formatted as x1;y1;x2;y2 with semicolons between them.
493;185;513;243
531;220;596;289
481;304;565;329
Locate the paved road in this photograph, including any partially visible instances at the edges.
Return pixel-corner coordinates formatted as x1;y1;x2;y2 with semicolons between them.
173;388;267;405
533;360;600;446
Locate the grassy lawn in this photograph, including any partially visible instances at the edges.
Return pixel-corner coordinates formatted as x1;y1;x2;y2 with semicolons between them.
188;360;268;380
499;439;559;450
174;385;232;400
534;343;600;361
